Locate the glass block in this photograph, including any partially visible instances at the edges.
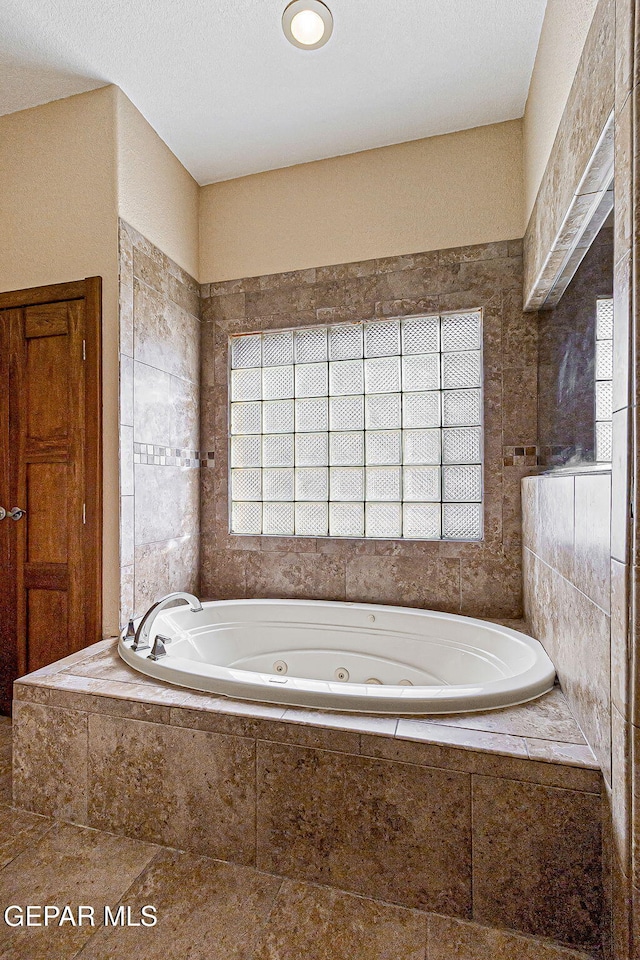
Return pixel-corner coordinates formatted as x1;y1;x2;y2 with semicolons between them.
263;329;294;366
330;431;365;466
231;334;261;369
329;324;363;360
596;298;613;340
295;467;328;501
403;503;441;539
442;427;482;465
441;312;481;352
364;320;400;357
443;503;482;539
365;430;402;465
295;396;329;432
442;465;482;502
295;327;328;362
263;399;294;434
330;359;364;396
366;466;401;501
231;501;262;535
402;316;439;355
442;351;481;389
402;391;441;429
295;362;329;398
364;356;401;394
366;502;402;538
263;502;295;536
330;467;364;501
231;468;261;501
327;400;365;444
596;339;613;381
230;435;261;468
596;380;613;421
596;420;613;462
404;466;440;502
262;468;294;501
443;389;482;426
365;393;402;430
231;367;261;401
262;364;293;400
403;429;441;465
230;401;261;435
263;434;294;467
295;501;328;537
402;354;439;392
329;502;364;537
295;432;329;467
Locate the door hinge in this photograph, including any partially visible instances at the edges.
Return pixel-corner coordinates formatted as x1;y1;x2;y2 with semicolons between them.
82;339;86;361
82;503;86;525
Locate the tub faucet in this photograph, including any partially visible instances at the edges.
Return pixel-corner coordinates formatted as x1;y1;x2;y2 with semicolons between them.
131;591;203;652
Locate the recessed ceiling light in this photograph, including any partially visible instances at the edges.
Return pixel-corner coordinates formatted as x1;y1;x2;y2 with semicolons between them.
282;0;333;50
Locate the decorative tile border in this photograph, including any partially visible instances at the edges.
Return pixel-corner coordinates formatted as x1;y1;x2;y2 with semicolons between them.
502;445;539;467
133;442;201;468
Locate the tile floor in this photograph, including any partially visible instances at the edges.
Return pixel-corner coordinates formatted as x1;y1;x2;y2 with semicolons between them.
0;716;596;959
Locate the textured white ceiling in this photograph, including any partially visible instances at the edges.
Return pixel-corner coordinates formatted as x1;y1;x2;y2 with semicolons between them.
0;0;547;185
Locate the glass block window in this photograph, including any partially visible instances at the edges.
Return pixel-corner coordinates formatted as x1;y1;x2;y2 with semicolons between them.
229;313;484;540
595;298;613;463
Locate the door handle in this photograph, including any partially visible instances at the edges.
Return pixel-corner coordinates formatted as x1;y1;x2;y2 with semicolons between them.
7;507;26;521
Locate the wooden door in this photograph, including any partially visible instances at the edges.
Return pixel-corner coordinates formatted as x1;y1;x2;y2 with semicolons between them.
0;279;102;714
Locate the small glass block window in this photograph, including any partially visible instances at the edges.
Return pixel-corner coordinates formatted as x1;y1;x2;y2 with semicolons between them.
229;312;483;539
595;298;613;463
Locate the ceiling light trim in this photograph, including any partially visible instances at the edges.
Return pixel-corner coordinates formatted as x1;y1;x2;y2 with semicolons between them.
282;0;334;50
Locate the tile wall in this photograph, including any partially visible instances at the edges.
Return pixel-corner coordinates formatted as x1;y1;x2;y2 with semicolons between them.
200;240;537;619
521;0;637;954
522;473;612;782
118;221;201;622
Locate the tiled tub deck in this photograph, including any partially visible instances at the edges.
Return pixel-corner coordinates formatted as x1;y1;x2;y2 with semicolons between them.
10;633;604;954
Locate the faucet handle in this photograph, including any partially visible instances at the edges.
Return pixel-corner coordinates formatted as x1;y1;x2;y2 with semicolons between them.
122;618;136;640
148;635;169;662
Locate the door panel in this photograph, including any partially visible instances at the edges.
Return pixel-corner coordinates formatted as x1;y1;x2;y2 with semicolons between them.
0;279;102;714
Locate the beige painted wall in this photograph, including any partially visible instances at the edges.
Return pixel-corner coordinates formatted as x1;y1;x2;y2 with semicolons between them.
116;90;200;280
199;119;524;282
523;0;598;222
0;85;121;637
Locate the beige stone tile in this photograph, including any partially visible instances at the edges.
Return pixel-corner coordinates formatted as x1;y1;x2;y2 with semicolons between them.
523;549;612;785
0;773;11;805
134;463;199;544
12;701;88;822
256;740;472;914
427;914;594;959
253;878;427;960
0;822;157;959
79;848;281;960
133;278;200;382
360;732;602;793
611;406;630;564
132;359;172;446
458;551;522;619
395;719;528;760
63;646;144;683
345;556;460;611
574;473;611;612
472;775;603;948
524;738;598;769
0;803;51;868
87;714;255;863
610;559;629;717
424;687;586;744
246;552;346;601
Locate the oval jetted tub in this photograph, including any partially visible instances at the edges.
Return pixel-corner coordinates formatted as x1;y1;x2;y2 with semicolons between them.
118;599;555;715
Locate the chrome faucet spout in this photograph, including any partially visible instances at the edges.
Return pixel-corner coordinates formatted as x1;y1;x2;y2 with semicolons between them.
131;591;203;652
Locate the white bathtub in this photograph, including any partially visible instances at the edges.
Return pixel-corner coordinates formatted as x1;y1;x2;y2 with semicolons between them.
118;599;555;715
